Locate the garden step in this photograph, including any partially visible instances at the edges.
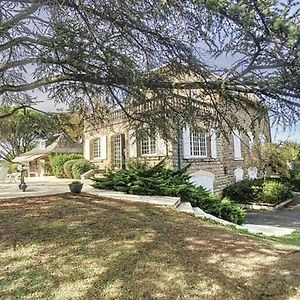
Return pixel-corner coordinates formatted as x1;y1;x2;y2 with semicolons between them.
193;207;207;217
176;202;194;214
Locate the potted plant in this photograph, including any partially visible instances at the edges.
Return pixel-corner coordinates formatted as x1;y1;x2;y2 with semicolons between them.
69;180;83;194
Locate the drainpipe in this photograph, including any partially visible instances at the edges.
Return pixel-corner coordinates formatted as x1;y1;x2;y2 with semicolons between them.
177;126;181;170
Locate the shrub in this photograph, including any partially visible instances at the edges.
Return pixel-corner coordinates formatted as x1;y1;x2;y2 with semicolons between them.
92;160;245;224
223;178;293;205
44;161;53;176
63;159;80;178
289;169;300;191
219;198;245;225
222;179;263;204
49;153;83;178
72;159;95;179
260;181;293;204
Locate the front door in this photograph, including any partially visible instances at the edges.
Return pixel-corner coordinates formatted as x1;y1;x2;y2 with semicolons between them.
111;134;125;169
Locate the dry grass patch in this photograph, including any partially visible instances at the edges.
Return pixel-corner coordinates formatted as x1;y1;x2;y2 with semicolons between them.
0;193;299;300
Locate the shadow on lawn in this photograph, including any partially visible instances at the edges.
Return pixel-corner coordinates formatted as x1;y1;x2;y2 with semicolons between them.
0;193;299;300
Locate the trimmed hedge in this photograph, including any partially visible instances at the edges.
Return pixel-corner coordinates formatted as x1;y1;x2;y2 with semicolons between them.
49;153;83;178
63;159;80;178
72;159;95;179
223;178;293;205
92;160;245;225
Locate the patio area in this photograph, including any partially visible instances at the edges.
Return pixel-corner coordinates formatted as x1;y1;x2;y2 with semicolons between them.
0;177;91;199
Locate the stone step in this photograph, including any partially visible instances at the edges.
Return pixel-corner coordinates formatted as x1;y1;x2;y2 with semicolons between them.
176;202;194;214
193;207;207;217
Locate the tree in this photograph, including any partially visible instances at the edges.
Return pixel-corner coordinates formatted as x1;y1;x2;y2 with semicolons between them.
250;142;299;178
0;107;82;161
0;0;299;136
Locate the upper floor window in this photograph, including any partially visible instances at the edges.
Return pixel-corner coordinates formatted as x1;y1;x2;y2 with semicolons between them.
190;131;207;157
233;130;242;159
93;138;101;159
141;136;156;155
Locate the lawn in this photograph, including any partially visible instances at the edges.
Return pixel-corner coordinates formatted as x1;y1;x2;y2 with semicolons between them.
0;193;299;300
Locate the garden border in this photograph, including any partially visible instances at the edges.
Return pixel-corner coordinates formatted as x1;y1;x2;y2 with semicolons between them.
237;196;295;211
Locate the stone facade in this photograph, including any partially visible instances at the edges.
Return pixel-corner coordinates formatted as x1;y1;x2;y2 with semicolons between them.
84;108;271;193
83;63;271;192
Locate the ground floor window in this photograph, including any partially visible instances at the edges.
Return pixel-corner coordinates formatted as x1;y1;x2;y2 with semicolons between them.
93;138;101;159
141;136;156;155
114;134;122;169
190;131;207;157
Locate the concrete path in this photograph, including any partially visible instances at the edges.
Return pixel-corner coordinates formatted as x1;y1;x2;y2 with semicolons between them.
246;192;300;230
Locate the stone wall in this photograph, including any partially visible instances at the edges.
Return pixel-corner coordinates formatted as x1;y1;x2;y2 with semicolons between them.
84;108;271;193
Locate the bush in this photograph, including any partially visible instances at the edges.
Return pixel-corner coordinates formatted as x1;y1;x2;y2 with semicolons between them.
63;159;80;178
222;179;263;204
260;181;293;204
289;169;300;191
219;198;245;225
72;159;95;179
49;153;83;178
44;161;53;176
92;160;245;224
223;178;293;205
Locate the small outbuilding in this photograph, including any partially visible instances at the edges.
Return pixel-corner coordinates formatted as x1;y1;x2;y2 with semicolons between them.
12;133;82;177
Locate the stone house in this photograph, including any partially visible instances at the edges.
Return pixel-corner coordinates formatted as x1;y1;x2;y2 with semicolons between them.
83;66;271;192
12;133;82;176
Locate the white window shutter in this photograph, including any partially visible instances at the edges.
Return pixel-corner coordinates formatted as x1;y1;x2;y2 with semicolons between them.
100;136;107;160
233;130;242;159
128;130;137;158
84;139;90;160
210;129;217;158
182;125;190;159
248;131;254;150
156;133;167;156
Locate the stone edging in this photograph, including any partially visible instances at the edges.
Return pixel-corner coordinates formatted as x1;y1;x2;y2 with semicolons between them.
237;197;294;211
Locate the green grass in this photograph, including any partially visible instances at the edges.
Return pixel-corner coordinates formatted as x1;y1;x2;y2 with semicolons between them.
269;231;300;247
0;193;300;300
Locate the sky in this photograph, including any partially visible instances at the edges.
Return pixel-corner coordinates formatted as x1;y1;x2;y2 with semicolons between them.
271;123;300;142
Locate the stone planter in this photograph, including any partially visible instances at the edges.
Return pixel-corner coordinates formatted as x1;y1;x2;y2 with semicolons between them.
69;181;83;194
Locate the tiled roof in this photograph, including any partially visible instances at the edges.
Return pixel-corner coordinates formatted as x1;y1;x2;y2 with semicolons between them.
15;133;83;158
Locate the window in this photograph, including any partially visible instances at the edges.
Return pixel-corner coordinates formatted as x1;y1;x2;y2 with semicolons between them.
233;130;242;159
113;135;122;169
190;131;207;157
141;136;156;155
93;138;101;159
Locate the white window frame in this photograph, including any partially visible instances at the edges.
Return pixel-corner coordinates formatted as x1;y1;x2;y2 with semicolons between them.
93;138;101;159
189;131;207;158
141;136;156;156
